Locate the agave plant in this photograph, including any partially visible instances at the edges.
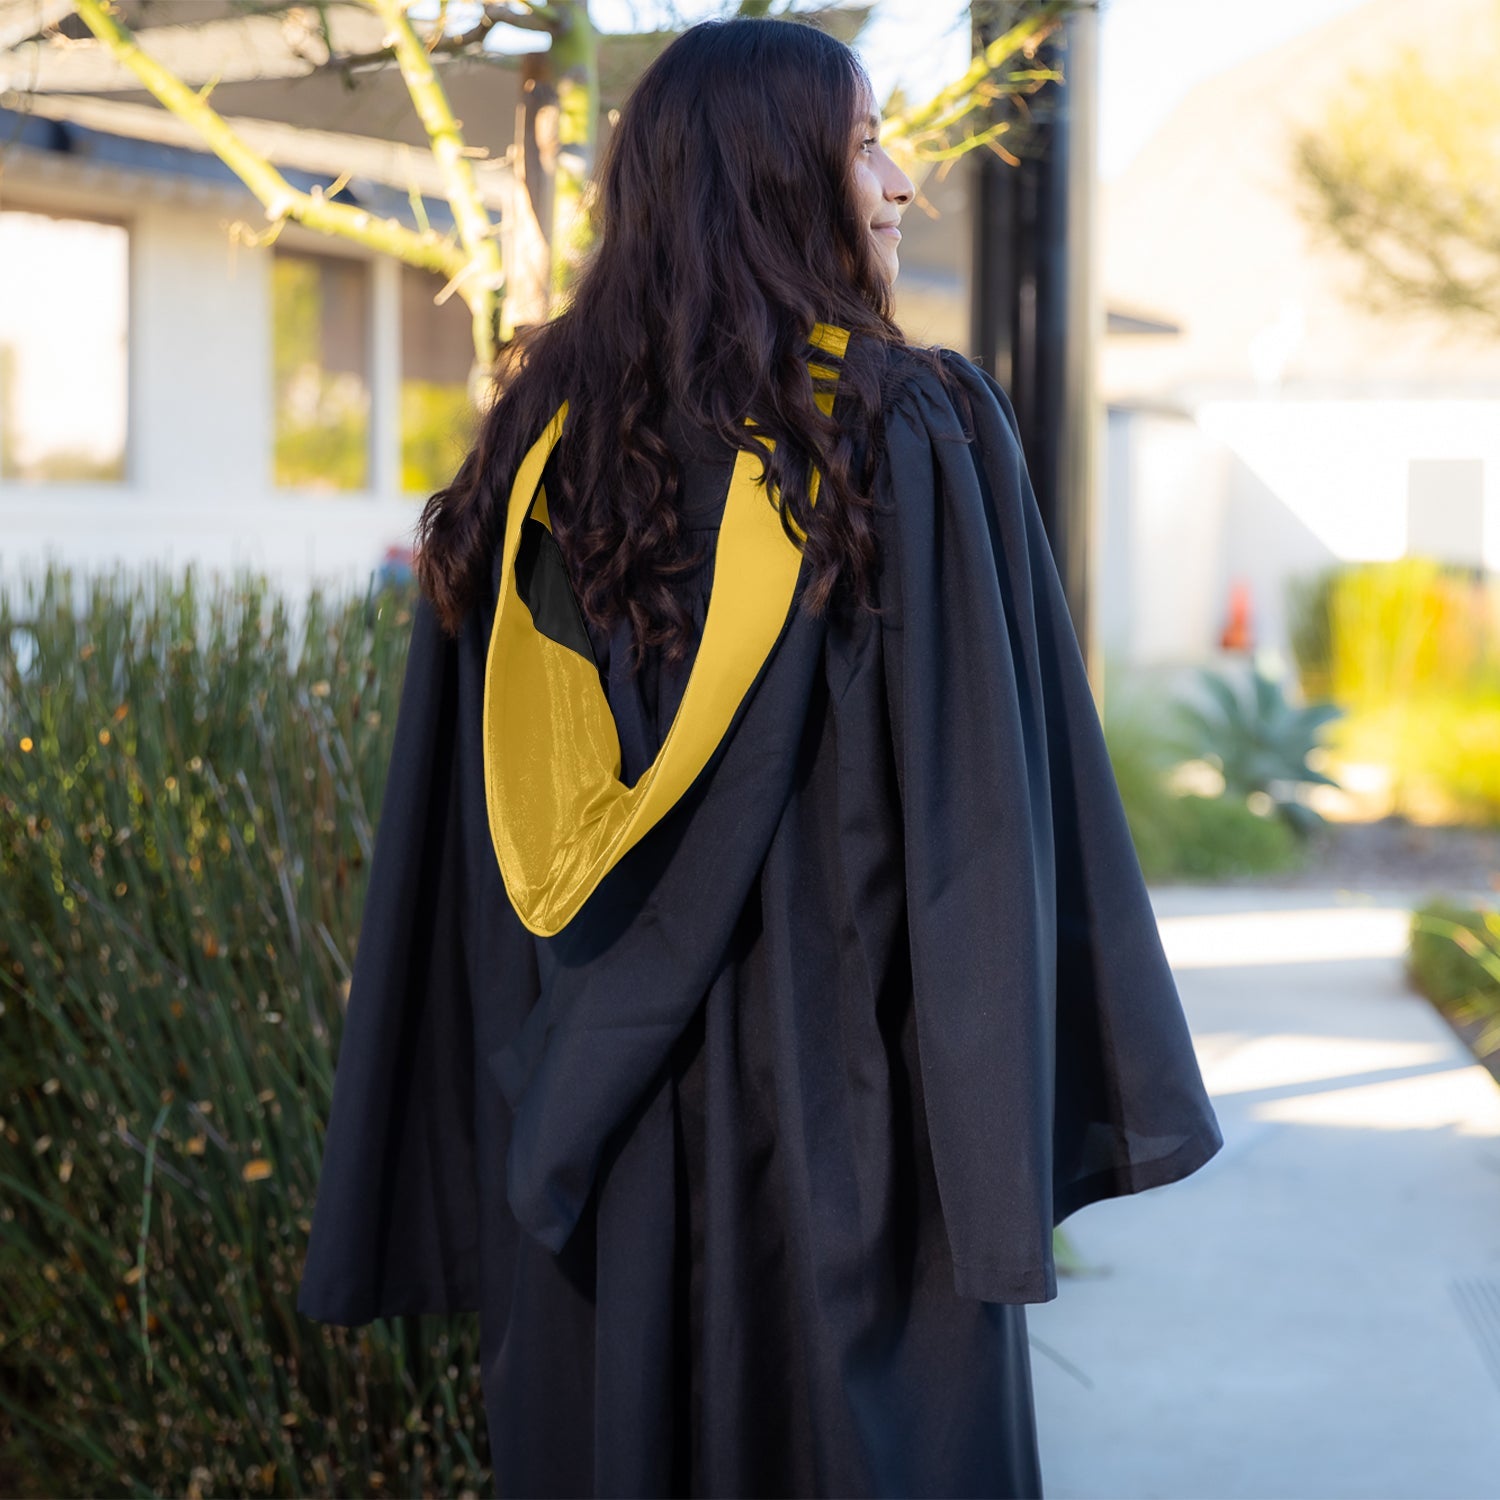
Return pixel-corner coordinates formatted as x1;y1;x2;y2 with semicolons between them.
1173;661;1344;837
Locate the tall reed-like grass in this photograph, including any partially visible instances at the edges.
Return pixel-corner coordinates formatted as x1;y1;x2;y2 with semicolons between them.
0;566;488;1498
1327;558;1500;708
1287;558;1500;821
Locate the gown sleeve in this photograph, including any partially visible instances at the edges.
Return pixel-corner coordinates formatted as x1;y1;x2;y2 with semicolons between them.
296;593;534;1326
876;348;1224;1305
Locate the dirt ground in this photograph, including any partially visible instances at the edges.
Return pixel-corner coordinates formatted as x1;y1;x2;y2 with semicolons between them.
1212;814;1500;899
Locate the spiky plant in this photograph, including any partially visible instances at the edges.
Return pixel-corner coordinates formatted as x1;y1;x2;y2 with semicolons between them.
1173;663;1344;838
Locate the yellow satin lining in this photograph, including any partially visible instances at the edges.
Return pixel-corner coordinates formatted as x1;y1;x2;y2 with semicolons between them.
481;322;850;936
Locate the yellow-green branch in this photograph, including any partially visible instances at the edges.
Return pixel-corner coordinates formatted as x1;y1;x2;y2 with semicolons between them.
883;3;1068;147
70;0;466;282
368;0;506;362
548;0;598;300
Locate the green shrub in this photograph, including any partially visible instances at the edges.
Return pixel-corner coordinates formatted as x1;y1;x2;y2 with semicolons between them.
1103;679;1306;882
0;566;489;1498
1159;792;1304;879
1407;898;1500;1064
1101;689;1191;879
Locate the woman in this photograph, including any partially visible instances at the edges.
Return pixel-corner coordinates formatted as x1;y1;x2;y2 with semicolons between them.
297;17;1224;1499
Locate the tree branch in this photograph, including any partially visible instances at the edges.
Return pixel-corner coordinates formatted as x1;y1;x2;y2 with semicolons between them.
68;0;466;281
286;0;555;76
365;0;506;362
882;1;1068;150
541;0;597;299
1290;46;1500;338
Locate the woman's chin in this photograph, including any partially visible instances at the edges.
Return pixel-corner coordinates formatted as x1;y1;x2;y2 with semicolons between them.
865;238;900;287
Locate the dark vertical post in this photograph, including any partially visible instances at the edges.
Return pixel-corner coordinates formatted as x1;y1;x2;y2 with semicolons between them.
969;2;1101;691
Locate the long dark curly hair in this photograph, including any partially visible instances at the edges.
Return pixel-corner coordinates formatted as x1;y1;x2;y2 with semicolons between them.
415;15;921;665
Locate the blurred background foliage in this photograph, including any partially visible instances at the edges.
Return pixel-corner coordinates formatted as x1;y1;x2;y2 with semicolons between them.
1097;551;1500;895
1293;23;1500;335
1286;556;1500;822
0;567;490;1498
271;255;371;493
401;377;478;496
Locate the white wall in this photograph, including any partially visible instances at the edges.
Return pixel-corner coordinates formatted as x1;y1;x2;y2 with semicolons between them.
0;177;424;605
1103;397;1500;669
1198;397;1500;566
1102;407;1231;666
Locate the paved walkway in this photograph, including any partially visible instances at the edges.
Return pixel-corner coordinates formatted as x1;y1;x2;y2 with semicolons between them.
1030;884;1500;1500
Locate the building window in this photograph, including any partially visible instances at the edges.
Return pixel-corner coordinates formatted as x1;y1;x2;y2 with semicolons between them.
400;264;478;495
272;249;370;492
0;208;128;483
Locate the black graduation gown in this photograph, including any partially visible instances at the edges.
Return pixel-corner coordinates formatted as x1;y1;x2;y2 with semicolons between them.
295;345;1225;1500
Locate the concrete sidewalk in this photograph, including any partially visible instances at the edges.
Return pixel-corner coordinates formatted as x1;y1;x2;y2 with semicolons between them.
1030;884;1500;1500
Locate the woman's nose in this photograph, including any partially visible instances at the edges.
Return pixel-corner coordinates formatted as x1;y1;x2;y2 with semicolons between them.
887;162;914;204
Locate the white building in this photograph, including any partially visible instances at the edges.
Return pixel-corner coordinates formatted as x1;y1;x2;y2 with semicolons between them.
0;3;547;600
1097;0;1500;673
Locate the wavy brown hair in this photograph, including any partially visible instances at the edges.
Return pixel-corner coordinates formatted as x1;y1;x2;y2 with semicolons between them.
415;15;921;665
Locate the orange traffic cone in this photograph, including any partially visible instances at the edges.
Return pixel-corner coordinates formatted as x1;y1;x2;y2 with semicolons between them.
1220;577;1254;652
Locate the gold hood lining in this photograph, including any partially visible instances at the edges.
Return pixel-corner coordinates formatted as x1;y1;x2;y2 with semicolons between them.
481;323;851;936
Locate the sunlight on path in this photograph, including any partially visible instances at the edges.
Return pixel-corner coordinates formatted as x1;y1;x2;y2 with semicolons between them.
1159;904;1411;968
1030;888;1500;1500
